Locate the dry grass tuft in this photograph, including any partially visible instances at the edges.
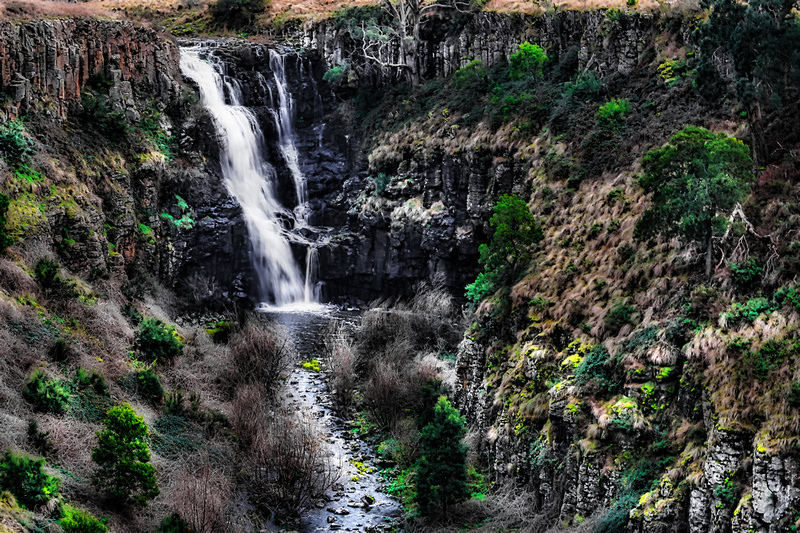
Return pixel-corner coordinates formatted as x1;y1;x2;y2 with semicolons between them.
1;0;116;20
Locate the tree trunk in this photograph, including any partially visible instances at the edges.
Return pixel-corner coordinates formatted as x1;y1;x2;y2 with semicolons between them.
705;230;713;279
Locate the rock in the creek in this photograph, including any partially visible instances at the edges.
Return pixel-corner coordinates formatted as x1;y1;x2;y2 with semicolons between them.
332;483;344;491
327;516;337;524
361;495;375;506
327;507;350;515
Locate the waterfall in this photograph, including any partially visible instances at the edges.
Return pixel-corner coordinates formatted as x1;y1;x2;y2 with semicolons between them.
180;47;313;306
268;50;309;227
304;247;320;303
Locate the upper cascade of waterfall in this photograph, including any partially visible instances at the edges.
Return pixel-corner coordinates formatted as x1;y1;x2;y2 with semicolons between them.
179;45;321;308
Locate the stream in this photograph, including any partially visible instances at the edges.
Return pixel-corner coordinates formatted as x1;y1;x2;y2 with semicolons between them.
264;307;403;533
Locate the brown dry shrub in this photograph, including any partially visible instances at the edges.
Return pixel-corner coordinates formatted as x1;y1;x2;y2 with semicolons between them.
362;359;407;430
0;258;37;295
1;0;115;21
229;383;267;451
228;315;291;393
249;409;340;517
325;322;357;412
168;454;232;533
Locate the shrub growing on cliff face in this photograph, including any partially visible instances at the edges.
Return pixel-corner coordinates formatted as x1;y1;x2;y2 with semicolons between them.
0;194;14;254
135;318;183;364
634;126;754;278
59;504;108;533
23;368;70;413
466;194;543;303
208;0;267;29
415;396;469;514
0;451;61;509
0;120;33;163
509;42;547;80
92;403;159;508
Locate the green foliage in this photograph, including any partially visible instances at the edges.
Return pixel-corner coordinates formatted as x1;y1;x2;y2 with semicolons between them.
730;257;762;287
606;303;635;329
154;514;190;533
509;42;547;80
0;120;33;163
453;60;487;88
788;381;800;407
775;285;800;309
372;173;392;196
208;0;267;29
302;359;321;372
59;504;108;533
135;369;163;404
575;346;617;392
23;368;70;413
0;193;14;254
596;98;631;124
323;63;351;86
92;403;159;508
742;339;790;380
205;320;232;343
634;126;754;273
75;368;108;396
724;297;776;327
415;397;469;514
139;102;175;160
466;194;543;303
134;318;183;364
588;222;604;240
596;457;667;533
0;451;61;509
714;475;739;506
81;92;129;138
34;258;62;290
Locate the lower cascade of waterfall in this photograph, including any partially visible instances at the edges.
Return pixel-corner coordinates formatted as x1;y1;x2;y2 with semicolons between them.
180;45;324;308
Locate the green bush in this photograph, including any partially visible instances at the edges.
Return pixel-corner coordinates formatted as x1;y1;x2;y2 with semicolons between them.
596;98;631;124
743;339;789;380
0;451;61;509
34;258;62;289
208;0;267;29
775;285;800;310
136;369;163;404
0;193;13;254
730;257;762;287
0;120;34;163
92;403;159;508
509;42;547;80
575;346;617;392
724;297;776;327
415;396;469;514
205;320;232;343
372;173;392;196
134;318;183;364
81;93;129;138
323;63;351;86
466;194;544;304
23;368;70;413
453;59;487;88
154;514;190;533
606;303;635;329
788;381;800;407
59;504;108;533
75;368;108;396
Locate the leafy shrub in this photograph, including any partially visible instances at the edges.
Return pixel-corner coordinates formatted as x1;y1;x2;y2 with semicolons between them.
775;285;800;310
81;93;129;138
75;368;108;396
205;320;232;343
372;173;392;196
92;403;159;508
136;369;164;404
575;346;617;392
23;368;70;413
788;381;800;407
0;451;61;509
134;318;183;364
596;98;631;124
453;59;487;88
154;513;190;533
208;0;267;29
588;222;604;240
509;42;547;80
415;397;469;514
0;120;33;163
730;257;762;287
0;193;14;254
139;102;175;160
743;339;790;380
723;297;776;327
323;62;351;86
466;194;543;304
59;504;108;533
714;476;739;506
606;303;634;329
34;258;63;289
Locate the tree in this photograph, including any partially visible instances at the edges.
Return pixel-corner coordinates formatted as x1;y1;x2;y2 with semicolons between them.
634;126;754;278
466;194;543;303
695;0;800;164
415;396;469;514
135;318;184;364
343;0;479;85
92;403;159;508
509;42;547;80
0;451;61;509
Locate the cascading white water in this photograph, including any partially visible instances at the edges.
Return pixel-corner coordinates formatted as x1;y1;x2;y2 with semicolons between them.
304;247;320;303
268;49;310;227
180;47;310;306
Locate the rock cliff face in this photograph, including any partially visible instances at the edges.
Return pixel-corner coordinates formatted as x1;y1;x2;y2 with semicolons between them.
0;19;179;119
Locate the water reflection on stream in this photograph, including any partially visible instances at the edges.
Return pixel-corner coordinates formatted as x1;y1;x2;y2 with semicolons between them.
262;306;403;533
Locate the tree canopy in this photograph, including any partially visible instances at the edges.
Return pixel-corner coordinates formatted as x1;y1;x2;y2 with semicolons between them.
634;126;754;277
